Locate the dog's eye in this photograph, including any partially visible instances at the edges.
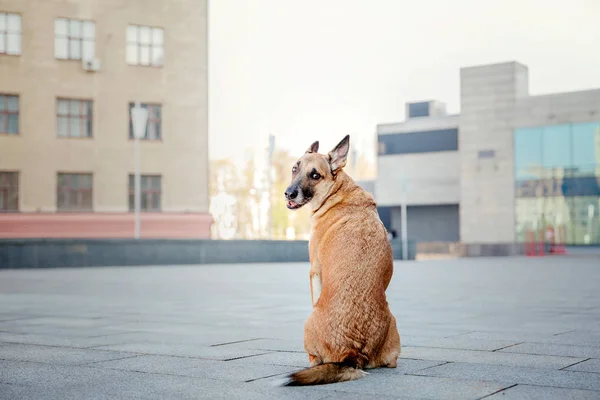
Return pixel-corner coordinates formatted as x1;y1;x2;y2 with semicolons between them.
310;172;321;180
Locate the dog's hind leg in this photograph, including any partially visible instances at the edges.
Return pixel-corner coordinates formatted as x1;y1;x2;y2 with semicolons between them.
368;314;401;369
304;312;327;367
380;315;401;368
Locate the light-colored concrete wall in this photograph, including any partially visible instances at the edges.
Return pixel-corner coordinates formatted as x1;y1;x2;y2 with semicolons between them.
376;151;460;206
459;61;529;243
0;0;208;214
513;89;600;128
377;114;459;135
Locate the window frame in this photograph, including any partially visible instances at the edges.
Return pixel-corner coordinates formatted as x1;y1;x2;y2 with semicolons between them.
126;24;164;67
0;12;22;55
128;174;162;212
56;98;93;138
0;93;19;134
54;17;96;60
0;171;19;212
128;102;162;140
56;172;93;212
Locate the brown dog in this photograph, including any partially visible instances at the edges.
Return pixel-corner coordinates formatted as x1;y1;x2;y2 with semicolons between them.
282;135;401;386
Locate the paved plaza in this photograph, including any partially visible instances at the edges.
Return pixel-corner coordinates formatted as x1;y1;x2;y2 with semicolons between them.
1;256;599;399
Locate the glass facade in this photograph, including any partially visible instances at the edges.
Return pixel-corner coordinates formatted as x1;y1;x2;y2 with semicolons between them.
514;122;600;245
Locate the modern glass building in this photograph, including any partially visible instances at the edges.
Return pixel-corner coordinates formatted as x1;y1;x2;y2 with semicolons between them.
371;61;600;247
514;122;600;245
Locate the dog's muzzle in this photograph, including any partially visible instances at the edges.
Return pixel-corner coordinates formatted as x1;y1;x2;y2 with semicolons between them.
284;186;302;210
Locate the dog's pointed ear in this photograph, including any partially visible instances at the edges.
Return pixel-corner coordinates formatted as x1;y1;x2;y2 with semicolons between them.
305;141;319;154
328;135;350;174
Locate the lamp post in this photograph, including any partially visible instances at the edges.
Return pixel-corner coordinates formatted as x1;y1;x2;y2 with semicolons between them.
400;181;411;261
268;134;275;239
130;102;149;239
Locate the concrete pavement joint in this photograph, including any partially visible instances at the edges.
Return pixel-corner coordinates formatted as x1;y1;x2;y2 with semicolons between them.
491;342;524;352
553;329;577;337
476;383;518;399
222;352;273;361
244;371;290;383
75;354;143;366
558;358;592;371
408;361;453;372
210;338;266;347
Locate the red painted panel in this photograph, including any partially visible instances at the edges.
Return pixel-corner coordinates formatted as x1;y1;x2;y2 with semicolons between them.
0;213;214;239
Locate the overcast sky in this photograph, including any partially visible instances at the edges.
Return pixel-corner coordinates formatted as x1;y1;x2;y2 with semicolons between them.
208;0;600;165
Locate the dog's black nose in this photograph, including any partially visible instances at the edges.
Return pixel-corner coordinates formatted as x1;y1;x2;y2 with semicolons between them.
285;188;298;200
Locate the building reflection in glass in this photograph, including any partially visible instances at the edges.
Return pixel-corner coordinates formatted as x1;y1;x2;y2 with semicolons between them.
514;122;600;245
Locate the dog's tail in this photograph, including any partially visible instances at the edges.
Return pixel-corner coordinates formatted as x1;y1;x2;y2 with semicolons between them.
282;361;367;386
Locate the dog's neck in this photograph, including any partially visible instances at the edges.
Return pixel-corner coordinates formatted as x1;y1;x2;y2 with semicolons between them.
309;170;355;218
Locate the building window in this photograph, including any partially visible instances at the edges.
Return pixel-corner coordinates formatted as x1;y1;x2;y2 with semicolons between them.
54;18;95;60
0;94;18;134
378;128;459;156
57;99;93;138
126;24;164;67
0;12;21;55
0;171;18;212
129;175;161;211
57;173;93;211
128;103;161;140
408;102;430;118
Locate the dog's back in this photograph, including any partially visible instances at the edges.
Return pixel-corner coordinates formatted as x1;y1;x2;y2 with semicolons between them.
311;172;393;311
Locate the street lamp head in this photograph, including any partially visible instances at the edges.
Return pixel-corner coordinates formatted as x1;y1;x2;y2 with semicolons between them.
131;101;149;140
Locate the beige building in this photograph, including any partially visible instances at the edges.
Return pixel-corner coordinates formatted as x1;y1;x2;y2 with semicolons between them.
0;0;211;238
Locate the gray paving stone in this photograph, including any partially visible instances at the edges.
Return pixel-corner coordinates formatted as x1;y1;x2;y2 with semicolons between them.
0;383;34;400
213;338;306;353
0;331;147;349
0;316;121;329
565;358;600;374
90;353;296;382
548;331;600;347
0;324;140;338
257;370;512;400
1;257;600;399
0;343;135;365
93;342;270;361
402;335;519;351
415;362;600;391
90;331;256;347
236;350;311;367
0;360;328;400
451;330;559;343
484;384;600;399
318;394;406;400
396;326;474;338
400;346;584;369
499;342;600;358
